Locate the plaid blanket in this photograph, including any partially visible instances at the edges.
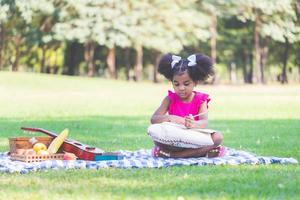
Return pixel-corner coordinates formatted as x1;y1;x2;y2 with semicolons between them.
0;148;298;174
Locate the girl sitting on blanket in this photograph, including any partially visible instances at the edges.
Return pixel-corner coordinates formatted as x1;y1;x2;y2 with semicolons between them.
148;53;225;158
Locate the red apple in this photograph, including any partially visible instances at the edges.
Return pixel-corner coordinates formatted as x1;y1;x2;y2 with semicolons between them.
63;152;77;160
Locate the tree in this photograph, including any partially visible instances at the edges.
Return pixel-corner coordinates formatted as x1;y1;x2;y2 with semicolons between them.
217;16;255;83
127;0;211;81
0;0;59;72
54;0;133;78
226;0;300;84
0;3;9;70
0;0;28;71
260;1;300;83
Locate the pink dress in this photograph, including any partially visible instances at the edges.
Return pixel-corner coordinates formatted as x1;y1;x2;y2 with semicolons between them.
168;90;210;120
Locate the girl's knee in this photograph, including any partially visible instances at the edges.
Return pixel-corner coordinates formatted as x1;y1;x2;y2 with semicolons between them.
212;132;223;146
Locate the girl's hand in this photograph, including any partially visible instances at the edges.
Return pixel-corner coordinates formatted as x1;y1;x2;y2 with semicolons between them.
169;115;185;125
185;114;196;129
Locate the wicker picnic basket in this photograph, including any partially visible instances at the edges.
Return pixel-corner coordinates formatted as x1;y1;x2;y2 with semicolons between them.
9;136;64;163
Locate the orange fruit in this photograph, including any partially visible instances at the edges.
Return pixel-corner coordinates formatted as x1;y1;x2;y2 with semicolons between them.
33;143;47;153
37;150;49;155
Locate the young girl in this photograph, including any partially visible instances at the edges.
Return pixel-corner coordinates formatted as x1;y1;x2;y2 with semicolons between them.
149;53;225;158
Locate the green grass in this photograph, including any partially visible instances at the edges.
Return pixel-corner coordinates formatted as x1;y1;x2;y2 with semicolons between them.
0;71;299;199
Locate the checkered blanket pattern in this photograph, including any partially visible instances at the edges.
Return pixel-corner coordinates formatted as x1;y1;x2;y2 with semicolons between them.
0;148;298;174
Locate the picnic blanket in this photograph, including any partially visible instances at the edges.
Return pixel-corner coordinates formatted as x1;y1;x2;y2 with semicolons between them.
0;147;298;174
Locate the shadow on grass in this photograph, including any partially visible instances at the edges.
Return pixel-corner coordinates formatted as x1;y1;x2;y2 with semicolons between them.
0;116;299;159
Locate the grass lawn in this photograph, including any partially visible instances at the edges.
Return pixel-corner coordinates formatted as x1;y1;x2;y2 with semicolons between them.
0;71;299;199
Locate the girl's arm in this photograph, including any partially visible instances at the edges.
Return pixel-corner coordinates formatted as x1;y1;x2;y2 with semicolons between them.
151;96;185;125
185;102;209;129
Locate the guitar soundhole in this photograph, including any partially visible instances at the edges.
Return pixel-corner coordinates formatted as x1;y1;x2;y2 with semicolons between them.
86;147;95;151
74;142;82;146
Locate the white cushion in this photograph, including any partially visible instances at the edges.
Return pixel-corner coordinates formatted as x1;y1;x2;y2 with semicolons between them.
147;122;215;148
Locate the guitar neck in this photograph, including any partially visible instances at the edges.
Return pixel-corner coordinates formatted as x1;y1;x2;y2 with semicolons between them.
21;127;58;138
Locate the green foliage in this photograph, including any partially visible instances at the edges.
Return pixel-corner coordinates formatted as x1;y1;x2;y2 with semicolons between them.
15;0;55;23
0;4;9;23
224;0;300;42
0;0;299;82
52;0;211;53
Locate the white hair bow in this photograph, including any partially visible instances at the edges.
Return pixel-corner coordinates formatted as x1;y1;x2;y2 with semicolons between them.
171;55;182;68
187;54;197;67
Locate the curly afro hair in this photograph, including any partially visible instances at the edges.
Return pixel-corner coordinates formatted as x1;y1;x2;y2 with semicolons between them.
157;53;214;82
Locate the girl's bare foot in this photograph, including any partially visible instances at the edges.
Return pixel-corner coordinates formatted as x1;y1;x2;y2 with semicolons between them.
207;146;226;158
152;146;170;158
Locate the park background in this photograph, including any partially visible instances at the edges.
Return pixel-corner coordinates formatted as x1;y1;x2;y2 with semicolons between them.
0;0;299;84
0;0;300;199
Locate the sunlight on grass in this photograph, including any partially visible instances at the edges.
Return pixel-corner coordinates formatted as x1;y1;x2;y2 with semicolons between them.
0;72;299;199
1;72;300;120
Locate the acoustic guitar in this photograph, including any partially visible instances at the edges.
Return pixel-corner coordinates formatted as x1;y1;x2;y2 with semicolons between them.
21;127;123;161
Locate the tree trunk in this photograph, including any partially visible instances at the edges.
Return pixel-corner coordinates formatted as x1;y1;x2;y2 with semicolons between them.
134;45;143;82
260;48;266;84
84;42;95;77
12;36;22;72
229;62;237;84
296;43;300;82
106;46;117;79
248;52;254;83
124;48;130;81
281;37;290;84
63;42;82;76
153;53;162;83
63;42;81;76
0;24;4;70
51;47;59;74
40;45;47;73
260;38;269;84
209;11;218;84
242;47;249;83
254;15;262;84
12;46;20;71
209;12;217;64
242;38;253;84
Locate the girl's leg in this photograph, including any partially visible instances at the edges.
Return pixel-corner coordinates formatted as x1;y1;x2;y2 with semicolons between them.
154;141;187;152
154;132;224;158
